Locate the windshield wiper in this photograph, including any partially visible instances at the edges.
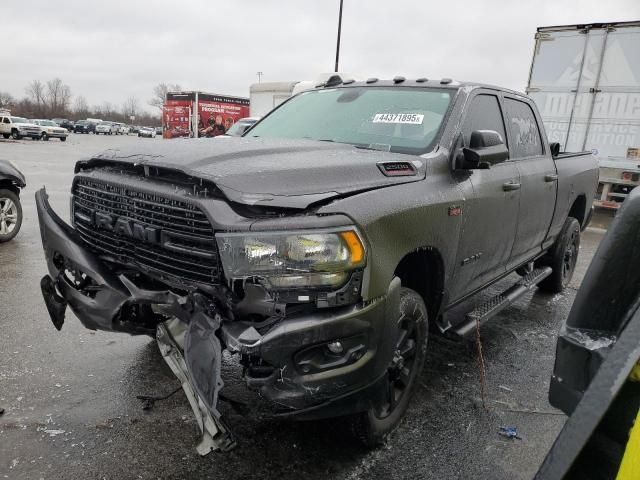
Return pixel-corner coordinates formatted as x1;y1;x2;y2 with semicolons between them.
355;143;391;152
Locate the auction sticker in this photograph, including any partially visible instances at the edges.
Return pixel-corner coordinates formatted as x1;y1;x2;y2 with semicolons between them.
372;113;424;124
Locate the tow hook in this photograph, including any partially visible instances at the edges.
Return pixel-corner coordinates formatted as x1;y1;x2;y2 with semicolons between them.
156;320;236;455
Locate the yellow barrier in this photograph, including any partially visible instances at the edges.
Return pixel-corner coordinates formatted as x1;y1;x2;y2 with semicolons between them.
616;362;640;479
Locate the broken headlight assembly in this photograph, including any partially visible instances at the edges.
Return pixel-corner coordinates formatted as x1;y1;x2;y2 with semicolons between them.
215;229;366;290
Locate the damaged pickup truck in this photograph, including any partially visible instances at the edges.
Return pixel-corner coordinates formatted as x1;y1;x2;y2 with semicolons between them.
36;77;599;453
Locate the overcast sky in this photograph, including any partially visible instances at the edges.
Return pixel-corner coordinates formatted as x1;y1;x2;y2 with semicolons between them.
2;0;638;114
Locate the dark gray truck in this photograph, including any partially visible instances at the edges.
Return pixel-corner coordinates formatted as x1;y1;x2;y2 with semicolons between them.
36;77;599;453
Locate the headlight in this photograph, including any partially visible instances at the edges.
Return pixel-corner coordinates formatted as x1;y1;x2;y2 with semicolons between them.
216;229;365;289
47;129;53;133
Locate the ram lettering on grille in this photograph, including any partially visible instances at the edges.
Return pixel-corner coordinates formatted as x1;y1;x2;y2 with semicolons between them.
72;178;221;285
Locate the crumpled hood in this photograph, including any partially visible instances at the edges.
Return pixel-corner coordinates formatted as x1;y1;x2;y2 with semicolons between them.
81;137;427;208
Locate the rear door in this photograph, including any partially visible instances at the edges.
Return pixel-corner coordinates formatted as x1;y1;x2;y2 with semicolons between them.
504;96;558;267
452;92;521;299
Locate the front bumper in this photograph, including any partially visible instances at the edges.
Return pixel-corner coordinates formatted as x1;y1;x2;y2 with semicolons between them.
47;131;68;138
35;188;397;418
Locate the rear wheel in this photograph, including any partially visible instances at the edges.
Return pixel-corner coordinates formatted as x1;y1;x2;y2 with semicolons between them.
349;287;429;447
0;189;23;242
537;217;581;293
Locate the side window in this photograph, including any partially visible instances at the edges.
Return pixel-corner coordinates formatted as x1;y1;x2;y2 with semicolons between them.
504;98;543;158
2;117;9;124
461;94;507;147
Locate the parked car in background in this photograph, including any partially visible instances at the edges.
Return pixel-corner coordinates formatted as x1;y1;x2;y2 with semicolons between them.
129;125;140;134
118;124;131;135
138;126;156;138
30;119;69;141
0;159;26;242
52;118;75;132
74;120;96;134
0;115;41;140
154;126;162;136
223;117;260;137
95;122;118;135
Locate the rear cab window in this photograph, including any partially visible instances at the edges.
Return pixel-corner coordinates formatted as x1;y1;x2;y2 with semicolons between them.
504;98;544;158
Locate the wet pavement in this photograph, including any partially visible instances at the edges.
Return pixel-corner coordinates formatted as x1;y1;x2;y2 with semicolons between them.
0;134;610;479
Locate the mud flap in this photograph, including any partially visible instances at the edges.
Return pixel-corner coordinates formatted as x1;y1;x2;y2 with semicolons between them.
157;315;236;455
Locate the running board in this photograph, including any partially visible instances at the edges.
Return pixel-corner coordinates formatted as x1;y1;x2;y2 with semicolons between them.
451;267;552;338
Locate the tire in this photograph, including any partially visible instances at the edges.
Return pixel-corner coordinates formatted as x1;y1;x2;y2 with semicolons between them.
41;133;49;141
60;137;66;142
0;189;23;242
2;133;9;139
349;287;429;447
11;130;21;140
537;217;581;293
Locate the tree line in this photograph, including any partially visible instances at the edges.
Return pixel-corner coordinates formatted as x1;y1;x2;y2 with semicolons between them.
0;79;182;126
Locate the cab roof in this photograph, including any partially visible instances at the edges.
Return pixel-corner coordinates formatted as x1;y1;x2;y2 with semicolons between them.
315;75;527;98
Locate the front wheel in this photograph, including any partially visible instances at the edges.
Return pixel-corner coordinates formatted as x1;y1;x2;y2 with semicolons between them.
11;130;21;140
537;217;581;293
60;137;67;142
41;133;49;141
2;133;9;139
0;189;23;242
349;287;429;447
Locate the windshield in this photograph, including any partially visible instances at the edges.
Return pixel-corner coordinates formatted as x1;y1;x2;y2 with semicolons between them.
77;121;88;125
247;87;453;154
11;117;28;123
40;120;57;126
99;122;111;126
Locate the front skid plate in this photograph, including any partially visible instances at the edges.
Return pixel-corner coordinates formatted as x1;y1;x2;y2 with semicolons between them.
157;319;236;455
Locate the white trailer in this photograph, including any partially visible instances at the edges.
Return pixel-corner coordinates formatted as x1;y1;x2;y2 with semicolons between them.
526;21;640;209
249;82;300;117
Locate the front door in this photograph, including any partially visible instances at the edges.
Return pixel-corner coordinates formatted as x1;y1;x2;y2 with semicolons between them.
452;93;521;300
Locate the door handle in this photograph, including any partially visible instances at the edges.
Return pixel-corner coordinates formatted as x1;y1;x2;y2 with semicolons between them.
545;174;559;182
502;182;521;191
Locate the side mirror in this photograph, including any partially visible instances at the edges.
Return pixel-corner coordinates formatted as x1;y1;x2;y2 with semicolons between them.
455;130;509;170
549;142;560;158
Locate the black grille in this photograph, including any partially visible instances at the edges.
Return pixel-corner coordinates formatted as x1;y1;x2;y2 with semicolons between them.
72;178;221;285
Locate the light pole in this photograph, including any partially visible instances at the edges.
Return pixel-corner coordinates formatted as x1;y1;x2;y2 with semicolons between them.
334;0;343;72
256;71;263;83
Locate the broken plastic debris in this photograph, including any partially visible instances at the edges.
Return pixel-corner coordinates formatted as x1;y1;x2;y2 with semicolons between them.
44;429;65;437
498;426;522;440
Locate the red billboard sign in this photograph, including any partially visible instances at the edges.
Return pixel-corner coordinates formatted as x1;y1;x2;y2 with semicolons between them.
163;100;191;139
163;92;250;139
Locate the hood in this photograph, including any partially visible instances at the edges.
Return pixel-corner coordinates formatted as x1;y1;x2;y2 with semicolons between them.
80;137;427;208
15;122;39;128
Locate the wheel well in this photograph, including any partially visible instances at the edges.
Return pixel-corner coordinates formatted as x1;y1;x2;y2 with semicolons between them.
568;194;587;226
0;180;20;196
394;248;444;320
